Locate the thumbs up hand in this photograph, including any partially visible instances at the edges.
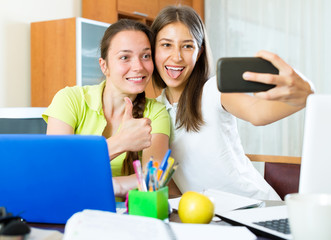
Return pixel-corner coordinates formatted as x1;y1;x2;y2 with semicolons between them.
122;97;134;121
118;97;152;152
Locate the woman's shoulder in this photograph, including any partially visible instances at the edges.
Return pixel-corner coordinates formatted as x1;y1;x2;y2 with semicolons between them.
55;85;84;100
55;82;104;102
144;97;170;135
144;97;168;118
203;75;217;91
202;76;221;102
145;97;166;109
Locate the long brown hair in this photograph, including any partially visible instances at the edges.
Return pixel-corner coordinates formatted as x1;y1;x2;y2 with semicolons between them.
151;6;211;132
100;19;153;175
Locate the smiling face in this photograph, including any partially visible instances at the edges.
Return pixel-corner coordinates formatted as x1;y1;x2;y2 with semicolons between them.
99;30;153;95
155;22;201;96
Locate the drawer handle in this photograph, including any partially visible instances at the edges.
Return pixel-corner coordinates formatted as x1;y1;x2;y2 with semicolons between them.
133;11;148;17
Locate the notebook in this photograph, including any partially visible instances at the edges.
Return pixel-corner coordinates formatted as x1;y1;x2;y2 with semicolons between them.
62;209;256;240
0;134;116;224
220;94;331;240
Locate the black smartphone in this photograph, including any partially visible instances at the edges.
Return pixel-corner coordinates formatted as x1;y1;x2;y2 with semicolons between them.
217;57;278;93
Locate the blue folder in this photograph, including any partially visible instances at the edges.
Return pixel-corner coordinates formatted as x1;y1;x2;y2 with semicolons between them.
0;134;116;224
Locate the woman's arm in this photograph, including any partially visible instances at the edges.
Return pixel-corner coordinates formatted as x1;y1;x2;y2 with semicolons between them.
221;93;301;126
105;117;152;160
106;97;153;160
141;133;169;167
47;118;168;198
47;117;74;134
112;133;169;198
46;117;133;198
221;50;313;126
112;175;137;198
244;50;313;107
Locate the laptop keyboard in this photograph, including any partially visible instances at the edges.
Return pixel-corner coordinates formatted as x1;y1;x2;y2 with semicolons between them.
254;218;291;235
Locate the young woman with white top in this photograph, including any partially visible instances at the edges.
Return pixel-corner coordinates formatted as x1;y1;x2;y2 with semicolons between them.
151;6;313;200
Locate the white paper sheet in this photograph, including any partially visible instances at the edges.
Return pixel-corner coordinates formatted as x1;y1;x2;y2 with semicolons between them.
28;227;63;240
169;222;256;240
169;189;262;216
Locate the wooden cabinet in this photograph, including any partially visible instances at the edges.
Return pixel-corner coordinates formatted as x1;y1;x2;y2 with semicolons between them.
31;1;205;106
158;0;203;18
82;0;204;25
31;18;110;107
118;0;159;20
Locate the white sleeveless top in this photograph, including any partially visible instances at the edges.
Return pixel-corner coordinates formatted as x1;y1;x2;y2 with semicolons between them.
157;76;280;200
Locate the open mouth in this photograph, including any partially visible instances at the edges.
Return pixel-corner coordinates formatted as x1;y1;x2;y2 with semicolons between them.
126;76;145;83
165;66;185;79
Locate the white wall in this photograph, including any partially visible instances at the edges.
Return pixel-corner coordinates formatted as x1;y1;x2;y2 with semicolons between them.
205;0;331;157
0;0;81;107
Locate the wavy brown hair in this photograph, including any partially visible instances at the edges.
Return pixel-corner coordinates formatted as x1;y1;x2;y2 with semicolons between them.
151;6;211;132
100;19;153;175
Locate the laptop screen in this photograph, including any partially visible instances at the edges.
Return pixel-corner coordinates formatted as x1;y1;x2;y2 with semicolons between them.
0;118;47;134
0;107;47;134
299;94;331;194
0;134;116;224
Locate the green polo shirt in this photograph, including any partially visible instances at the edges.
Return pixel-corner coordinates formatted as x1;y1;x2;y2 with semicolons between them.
43;81;170;177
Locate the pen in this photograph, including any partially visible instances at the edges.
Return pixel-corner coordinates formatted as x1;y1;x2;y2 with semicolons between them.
145;157;153;187
149;167;156;191
133;160;147;192
154;167;159;190
156;169;163;181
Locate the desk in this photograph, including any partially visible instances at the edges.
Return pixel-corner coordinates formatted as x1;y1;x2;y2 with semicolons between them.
29;200;285;240
169;200;285;240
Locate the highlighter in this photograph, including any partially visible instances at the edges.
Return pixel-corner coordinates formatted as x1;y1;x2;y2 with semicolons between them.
157;149;171;180
159;157;175;186
133;160;147;192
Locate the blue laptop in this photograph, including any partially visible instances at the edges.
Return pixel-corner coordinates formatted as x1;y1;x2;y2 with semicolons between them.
0;134;116;224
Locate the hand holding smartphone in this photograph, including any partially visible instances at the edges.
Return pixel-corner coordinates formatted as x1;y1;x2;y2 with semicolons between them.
217;57;278;93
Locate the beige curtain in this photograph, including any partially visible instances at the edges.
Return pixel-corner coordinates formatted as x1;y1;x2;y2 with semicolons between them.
205;0;329;157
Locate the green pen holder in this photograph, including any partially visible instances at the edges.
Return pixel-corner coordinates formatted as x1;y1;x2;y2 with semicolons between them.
128;186;168;220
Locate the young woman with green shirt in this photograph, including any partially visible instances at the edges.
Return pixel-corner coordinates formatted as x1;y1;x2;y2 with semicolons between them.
43;19;170;198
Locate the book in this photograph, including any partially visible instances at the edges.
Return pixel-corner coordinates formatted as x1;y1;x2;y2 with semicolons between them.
169;189;263;216
62;209;256;240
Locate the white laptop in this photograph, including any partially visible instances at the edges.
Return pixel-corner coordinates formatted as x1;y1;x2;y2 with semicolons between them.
220;94;331;240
